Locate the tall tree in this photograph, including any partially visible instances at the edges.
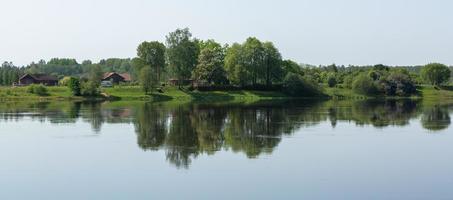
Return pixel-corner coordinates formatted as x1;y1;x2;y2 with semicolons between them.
224;43;246;85
137;41;166;83
192;46;227;85
242;37;265;85
262;42;283;86
165;28;199;86
139;66;154;94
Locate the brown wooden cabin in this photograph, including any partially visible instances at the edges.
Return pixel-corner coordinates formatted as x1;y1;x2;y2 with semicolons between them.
168;79;194;86
18;74;58;86
102;72;131;84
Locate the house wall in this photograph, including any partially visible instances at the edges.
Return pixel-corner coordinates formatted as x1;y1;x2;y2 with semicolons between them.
19;76;36;85
103;74;125;84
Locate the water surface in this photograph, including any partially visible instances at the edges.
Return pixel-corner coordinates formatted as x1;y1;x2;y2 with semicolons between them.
0;100;452;199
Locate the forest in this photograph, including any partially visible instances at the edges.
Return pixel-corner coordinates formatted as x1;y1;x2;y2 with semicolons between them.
1;28;452;97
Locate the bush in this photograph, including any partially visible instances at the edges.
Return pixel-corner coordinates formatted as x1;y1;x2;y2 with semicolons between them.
59;76;72;86
352;74;378;95
81;81;100;96
27;84;49;96
283;73;322;97
379;71;416;96
68;77;81;96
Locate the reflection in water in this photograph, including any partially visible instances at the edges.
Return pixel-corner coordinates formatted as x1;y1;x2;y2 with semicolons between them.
422;106;451;131
0;99;451;168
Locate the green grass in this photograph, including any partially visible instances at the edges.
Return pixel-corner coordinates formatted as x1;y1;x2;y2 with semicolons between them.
0;86;83;101
1;85;453;103
102;86;292;102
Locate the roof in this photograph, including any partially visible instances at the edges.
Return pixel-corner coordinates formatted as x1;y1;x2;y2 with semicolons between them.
103;72;131;81
20;74;58;81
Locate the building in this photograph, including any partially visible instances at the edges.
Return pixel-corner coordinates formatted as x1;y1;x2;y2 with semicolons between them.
102;72;131;84
168;78;194;86
18;74;59;86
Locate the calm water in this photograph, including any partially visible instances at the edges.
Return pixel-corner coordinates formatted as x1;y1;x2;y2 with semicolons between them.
0;100;452;199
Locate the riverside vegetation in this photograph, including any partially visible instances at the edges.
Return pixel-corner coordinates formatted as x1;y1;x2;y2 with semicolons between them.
0;28;452;102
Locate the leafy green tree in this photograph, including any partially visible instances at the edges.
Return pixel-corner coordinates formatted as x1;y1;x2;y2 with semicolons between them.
327;74;337;88
242;37;265;85
166;28;199;86
68;77;81;96
140;66;154;94
283;73;322;97
281;60;303;76
192;46;227;85
224;43;246;85
262;42;283;86
137;41;166;83
352;74;378;95
421;63;451;86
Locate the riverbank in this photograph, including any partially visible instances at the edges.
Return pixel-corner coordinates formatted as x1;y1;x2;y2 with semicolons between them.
0;85;452;102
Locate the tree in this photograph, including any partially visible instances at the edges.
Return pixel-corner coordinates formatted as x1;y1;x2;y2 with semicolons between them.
140;66;154;94
421;63;451;86
224;43;246;85
192;42;227;85
81;65;103;96
262;42;283;86
242;37;265;86
68;77;81;96
327;74;337;88
166;28;199;86
283;73;322;97
137;41;166;83
352;74;378;95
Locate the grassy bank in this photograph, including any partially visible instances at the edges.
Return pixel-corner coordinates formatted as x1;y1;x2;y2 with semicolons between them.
1;85;453;102
103;86;293;102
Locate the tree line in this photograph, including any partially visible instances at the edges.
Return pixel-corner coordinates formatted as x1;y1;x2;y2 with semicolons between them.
1;27;452;97
132;28;453;96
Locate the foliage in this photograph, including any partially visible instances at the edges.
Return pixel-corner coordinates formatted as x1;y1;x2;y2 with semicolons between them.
137;41;166;82
283;73;322;97
139;66;155;94
224;38;283;87
378;70;416;96
352;74;378;95
0;62;23;86
327;74;337;88
81;81;100;96
166;28;199;84
68;77;81;96
27;84;49;96
421;63;451;86
59;76;72;86
192;45;228;85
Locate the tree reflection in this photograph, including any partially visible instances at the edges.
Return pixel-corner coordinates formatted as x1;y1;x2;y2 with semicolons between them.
421;106;451;131
0;99;451;168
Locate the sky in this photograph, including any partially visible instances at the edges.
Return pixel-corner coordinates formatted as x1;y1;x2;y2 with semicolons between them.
0;0;452;66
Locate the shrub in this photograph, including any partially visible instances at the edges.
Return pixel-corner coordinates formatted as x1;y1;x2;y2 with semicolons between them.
59;76;72;86
352;74;378;95
283;73;322;97
379;71;416;96
68;77;81;96
81;81;100;96
27;84;49;96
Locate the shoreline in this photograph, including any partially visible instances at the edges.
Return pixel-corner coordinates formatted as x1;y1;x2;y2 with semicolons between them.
0;85;452;103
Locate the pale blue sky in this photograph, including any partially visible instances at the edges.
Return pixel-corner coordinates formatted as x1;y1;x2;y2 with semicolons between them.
0;0;452;66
